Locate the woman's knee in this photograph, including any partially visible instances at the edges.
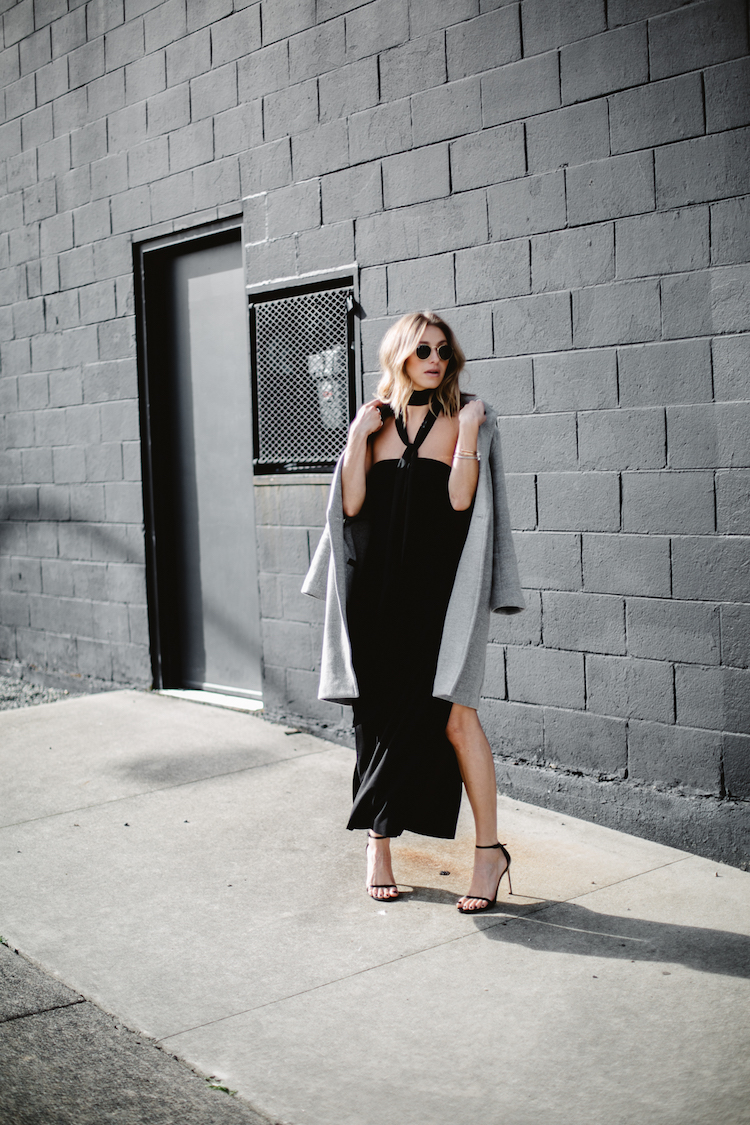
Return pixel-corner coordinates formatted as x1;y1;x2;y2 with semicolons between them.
446;703;481;747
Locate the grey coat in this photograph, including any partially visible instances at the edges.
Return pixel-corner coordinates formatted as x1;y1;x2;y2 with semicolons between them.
301;402;525;709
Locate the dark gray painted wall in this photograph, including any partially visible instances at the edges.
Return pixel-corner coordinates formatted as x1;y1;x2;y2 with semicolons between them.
0;0;748;862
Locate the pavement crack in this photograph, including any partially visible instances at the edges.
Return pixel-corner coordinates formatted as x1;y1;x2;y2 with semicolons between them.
0;997;85;1025
155;919;538;1043
474;855;693;925
551;854;693;900
471;855;694;934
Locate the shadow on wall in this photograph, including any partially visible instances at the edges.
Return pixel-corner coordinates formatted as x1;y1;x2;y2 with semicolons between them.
0;498;143;565
0;492;147;683
2;496;258;689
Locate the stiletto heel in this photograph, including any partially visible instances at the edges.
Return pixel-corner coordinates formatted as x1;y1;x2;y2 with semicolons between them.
457;842;512;913
365;832;399;900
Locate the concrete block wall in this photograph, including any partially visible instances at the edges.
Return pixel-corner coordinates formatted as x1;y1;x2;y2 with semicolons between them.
242;0;750;854
0;25;151;691
0;1;748;856
0;0;254;689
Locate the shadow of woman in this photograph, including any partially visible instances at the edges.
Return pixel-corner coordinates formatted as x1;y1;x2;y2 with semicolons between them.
473;898;750;980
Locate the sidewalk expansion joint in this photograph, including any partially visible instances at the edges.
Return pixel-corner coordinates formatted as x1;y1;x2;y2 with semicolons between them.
0;744;336;830
157;856;695;1044
497;854;693;923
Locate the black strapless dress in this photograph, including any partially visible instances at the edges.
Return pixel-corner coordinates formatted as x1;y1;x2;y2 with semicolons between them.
346;458;472;839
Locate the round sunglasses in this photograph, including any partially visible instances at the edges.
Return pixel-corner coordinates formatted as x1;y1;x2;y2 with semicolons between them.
415;343;453;361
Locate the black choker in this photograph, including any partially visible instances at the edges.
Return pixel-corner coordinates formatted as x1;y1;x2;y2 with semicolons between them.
408;389;432;405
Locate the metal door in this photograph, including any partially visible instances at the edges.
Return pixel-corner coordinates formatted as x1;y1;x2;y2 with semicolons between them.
138;230;261;699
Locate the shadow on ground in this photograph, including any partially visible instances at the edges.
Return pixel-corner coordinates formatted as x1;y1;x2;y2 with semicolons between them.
402;885;750;978
478;899;750;979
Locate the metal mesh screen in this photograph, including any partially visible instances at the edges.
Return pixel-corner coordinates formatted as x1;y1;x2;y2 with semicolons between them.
252;285;353;472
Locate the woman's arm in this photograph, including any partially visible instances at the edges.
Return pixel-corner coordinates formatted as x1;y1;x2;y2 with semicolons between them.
449;399;486;511
341;401;383;517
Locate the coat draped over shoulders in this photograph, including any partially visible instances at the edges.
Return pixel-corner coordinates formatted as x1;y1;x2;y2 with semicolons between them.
301;402;525;709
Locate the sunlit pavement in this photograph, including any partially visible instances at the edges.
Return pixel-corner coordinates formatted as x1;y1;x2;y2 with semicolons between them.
2;690;749;1125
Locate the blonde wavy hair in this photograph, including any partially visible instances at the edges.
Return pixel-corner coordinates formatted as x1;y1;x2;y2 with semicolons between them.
376;311;465;418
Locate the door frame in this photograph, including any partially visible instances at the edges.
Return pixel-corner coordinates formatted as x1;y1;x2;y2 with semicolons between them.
133;215;252;691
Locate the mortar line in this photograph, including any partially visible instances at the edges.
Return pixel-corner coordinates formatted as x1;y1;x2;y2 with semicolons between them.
156;855;694;1044
0;744;340;831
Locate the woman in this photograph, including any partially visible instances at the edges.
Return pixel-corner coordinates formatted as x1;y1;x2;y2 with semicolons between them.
302;312;525;913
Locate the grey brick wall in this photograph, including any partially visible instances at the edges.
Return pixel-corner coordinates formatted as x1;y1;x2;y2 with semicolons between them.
1;0;748;858
254;475;349;737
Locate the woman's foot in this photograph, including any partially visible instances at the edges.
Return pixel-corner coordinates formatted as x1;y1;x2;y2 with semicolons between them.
366;832;399;900
456;843;511;913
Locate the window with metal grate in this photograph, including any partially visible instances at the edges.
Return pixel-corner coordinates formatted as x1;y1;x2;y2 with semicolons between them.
250;280;355;474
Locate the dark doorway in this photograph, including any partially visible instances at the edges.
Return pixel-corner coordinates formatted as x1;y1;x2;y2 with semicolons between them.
136;223;262;700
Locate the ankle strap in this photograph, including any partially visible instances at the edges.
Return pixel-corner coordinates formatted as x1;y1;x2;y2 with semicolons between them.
476;842;502;849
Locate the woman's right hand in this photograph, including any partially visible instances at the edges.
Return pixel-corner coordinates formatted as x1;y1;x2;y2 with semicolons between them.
348;399;385;443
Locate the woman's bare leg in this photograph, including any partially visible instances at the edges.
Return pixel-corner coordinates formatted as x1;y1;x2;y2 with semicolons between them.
365;834;399;900
446;703;509;909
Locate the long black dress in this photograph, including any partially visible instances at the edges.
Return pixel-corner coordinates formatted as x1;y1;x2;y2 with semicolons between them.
346;454;472;839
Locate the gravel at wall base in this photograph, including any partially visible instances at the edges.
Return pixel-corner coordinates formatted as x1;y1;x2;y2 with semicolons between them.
0;676;72;712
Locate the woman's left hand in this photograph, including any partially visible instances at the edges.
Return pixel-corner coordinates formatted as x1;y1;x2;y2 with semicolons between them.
458;398;486;437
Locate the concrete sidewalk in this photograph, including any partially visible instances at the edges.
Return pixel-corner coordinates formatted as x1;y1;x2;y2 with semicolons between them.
1;690;749;1125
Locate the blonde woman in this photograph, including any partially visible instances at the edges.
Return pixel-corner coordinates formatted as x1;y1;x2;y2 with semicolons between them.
303;312;525;913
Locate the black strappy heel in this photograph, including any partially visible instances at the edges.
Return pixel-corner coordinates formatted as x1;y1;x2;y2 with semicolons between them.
457;843;512;913
366;832;399;900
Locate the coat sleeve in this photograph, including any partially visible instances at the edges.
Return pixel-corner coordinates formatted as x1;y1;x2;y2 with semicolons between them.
489;421;525;614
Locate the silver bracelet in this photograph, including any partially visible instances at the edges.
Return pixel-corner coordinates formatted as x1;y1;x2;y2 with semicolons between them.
453;450;479;461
